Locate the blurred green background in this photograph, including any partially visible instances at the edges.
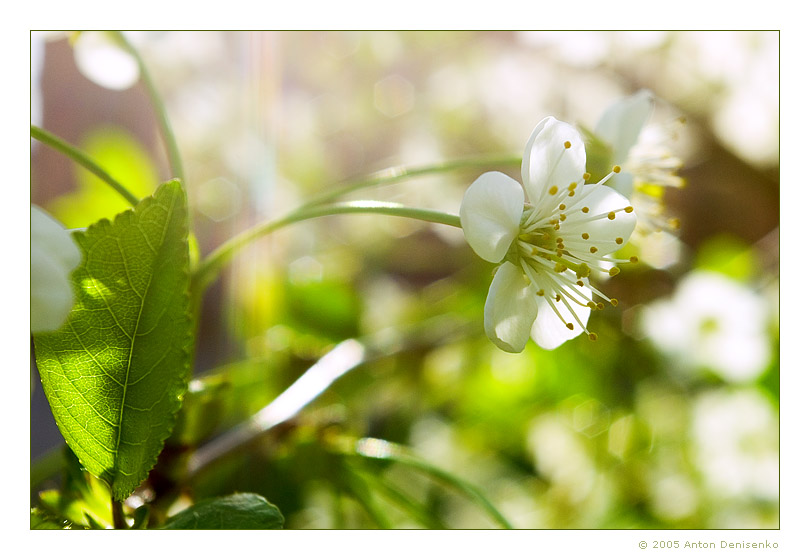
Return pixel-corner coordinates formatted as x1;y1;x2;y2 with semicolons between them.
31;31;778;529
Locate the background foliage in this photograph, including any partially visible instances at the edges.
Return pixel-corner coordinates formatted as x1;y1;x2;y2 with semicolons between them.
31;31;778;529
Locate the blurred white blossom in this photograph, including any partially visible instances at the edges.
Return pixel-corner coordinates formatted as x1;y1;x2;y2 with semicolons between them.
589;90;685;239
30;206;82;332
640;271;771;383
691;388;778;500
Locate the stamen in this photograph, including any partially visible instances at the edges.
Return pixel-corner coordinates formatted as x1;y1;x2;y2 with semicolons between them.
566;323;574;330
624;206;633;213
581;233;590;240
582;172;591;181
559;204;566;210
589;246;598;253
608;212;616;220
549;186;558;195
613;165;622;173
615;237;623;244
588;333;598;341
581;207;589;213
564;141;572;149
609;267;620;276
610;298;618;307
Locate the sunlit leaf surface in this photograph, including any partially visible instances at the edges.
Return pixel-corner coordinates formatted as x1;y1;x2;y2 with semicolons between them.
34;181;192;501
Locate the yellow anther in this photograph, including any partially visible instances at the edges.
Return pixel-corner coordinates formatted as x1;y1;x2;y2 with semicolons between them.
559;204;566;210
560;214;567;221
556;237;563;243
608;211;616;220
610;298;618;307
568;182;577;190
581;207;590;213
536;289;545;296
568;191;576;197
555;294;562;302
624;206;633;213
554;263;567;273
566;322;574;330
549;186;558;195
629;256;639;263
577;263;591;278
597;302;605;310
615;237;623;244
582;172;591;180
668;217;681;229
588;332;598;341
590;246;598;254
556;249;564;257
612;165;622;173
576;280;584;287
581;232;590;240
564;141;572;149
609;267;620;277
587;301;596;309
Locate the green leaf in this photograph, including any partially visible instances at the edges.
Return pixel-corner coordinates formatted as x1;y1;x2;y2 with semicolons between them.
33;180;192;501
160;493;284;529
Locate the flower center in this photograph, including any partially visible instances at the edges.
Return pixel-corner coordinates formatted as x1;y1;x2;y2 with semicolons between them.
505;165;638;341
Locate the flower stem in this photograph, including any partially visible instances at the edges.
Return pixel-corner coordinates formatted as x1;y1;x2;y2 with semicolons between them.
191;200;461;295
31;125;140;206
306;154;521;206
111;31;185;184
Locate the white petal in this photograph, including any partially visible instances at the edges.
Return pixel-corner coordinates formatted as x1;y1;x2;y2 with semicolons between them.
530;284;592;350
30;206;82;332
31;245;76;332
563;184;637;254
595;89;654;165
521;117;586;206
484;262;538;353
460;172;524;263
73;32;140;91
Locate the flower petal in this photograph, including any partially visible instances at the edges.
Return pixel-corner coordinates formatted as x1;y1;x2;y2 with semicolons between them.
484;262;538;353
521;117;586;206
530;283;592;350
595;89;654;165
30;206;82;332
460;171;524;263
562;184;637;254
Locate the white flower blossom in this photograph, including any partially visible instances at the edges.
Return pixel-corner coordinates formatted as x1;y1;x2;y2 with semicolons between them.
590;90;685;236
639;270;771;383
460;117;637;352
31;205;82;332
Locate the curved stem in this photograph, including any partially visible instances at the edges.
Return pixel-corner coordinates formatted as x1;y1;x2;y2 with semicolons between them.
306;154;521;207
112;31;185;184
31;125;140;206
191;200;461;296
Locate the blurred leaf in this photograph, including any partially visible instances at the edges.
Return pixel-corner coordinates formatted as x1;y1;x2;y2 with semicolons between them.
34;181;192;501
693;234;755;281
31;508;70;530
48;126;158;228
160;493;284;529
285;278;360;340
